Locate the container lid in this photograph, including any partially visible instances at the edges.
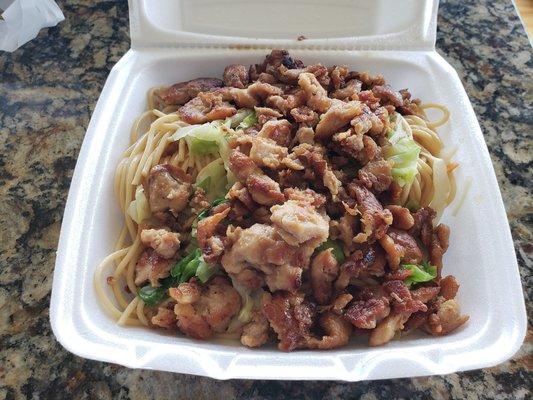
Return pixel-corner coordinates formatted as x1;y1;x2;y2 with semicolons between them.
129;0;439;51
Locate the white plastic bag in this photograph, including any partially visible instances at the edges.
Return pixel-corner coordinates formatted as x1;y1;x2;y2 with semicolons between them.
0;0;64;52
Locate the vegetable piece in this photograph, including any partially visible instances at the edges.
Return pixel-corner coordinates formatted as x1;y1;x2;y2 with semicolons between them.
383;113;421;187
236;111;258;130
231;280;254;324
179;255;201;283
195;158;227;201
170;120;235;185
171;248;200;278
195;259;218;283
402;261;437;287
138;285;167;306
195;176;211;192
127;186;151;224
316;239;346;263
188;137;219;155
226;109;253;128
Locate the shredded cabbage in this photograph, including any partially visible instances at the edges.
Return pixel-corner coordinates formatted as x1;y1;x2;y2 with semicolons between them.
402;261;437;287
127;186;151;224
384;114;421;187
225;109;254;128
171;121;235;186
195;158;227;201
195;259;218;283
236;111;258;130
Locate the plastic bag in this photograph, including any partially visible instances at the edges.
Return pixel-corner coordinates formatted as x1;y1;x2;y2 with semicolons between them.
0;0;64;52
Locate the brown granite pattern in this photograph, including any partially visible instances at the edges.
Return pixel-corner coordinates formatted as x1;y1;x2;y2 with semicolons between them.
0;0;531;399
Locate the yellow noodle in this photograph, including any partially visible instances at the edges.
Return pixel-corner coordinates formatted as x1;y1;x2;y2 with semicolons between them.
118;297;139;326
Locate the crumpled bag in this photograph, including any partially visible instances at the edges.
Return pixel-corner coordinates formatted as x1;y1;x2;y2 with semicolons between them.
0;0;64;52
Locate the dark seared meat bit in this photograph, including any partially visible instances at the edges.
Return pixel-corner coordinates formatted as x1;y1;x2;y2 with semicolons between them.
263;292;315;351
223;64;249;88
156;78;223;106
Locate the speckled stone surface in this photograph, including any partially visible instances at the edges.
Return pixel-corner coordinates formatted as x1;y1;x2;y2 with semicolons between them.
0;0;531;399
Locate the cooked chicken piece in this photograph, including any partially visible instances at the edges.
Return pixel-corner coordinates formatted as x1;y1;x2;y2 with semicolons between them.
155;77;223;106
179;91;237;124
197;206;230;264
372;85;404;107
290;106;319;125
310;249;339;305
266;91;307;116
386;205;415;230
221;224;316;292
331;293;353;314
263;291;315;351
410;286;441;304
344;297;390;329
229;149;285;205
171;277;241;340
255;106;283;124
369;312;407;346
329;65;349;89
382;280;427;315
295;126;315;144
439;275;460;300
140;228;180;259
277;63;329;85
134;249;174;287
306;312;352;350
323;169;342;197
298;72;332;113
247;81;284;100
350;71;385;89
257;119;293;147
333;128;363;157
148;164;192;217
350;184;392;243
223;64;249;88
331;79;362;101
228;181;257;211
335;245;387;290
270;200;329;246
379;228;423;269
424;298;469;336
249;136;288;169
358;160;393;193
315;99;362;139
284;187;326;208
151;307;176;329
241;311;270;348
410;207;450;273
169;281;201;304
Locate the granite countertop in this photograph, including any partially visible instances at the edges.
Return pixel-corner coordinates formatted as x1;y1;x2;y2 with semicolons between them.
0;0;531;398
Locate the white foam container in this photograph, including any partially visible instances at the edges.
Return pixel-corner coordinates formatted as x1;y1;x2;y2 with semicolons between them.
50;0;527;380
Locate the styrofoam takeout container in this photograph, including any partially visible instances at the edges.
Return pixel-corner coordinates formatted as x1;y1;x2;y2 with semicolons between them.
50;0;526;380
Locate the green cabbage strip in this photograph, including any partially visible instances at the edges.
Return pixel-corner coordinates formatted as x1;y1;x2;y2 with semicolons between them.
138;246;218;306
171;120;236;188
401;261;437;287
127;186;151;224
383;113;421;187
195;158;227;201
226;109;254;128
236;111;258;130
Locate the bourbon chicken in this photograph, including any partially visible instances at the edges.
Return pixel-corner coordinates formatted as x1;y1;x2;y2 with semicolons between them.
127;50;467;351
